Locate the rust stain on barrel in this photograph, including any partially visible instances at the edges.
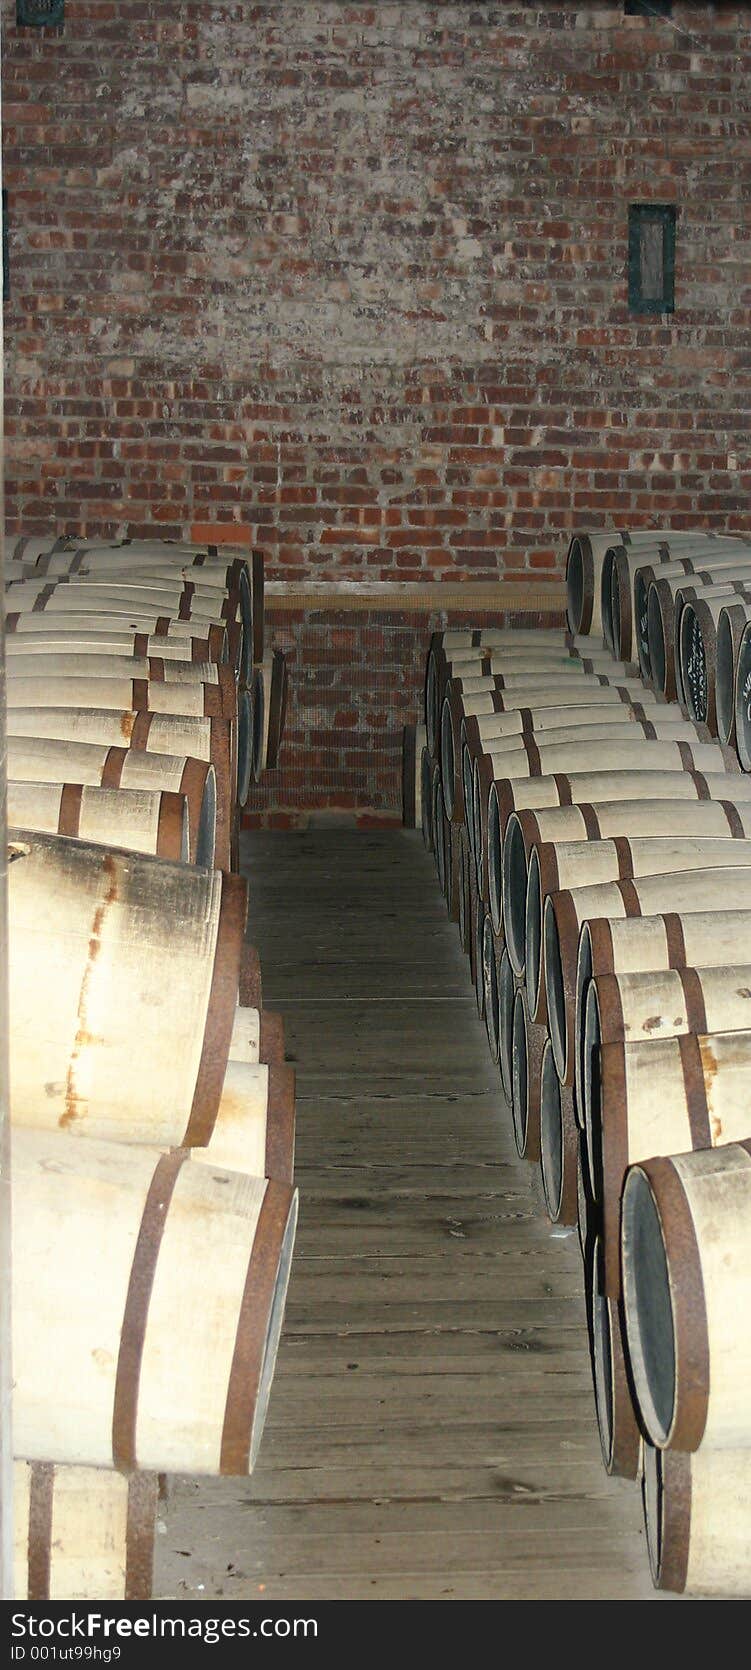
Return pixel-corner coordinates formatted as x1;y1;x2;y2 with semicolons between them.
60;853;120;1127
699;1037;719;1098
120;712;135;741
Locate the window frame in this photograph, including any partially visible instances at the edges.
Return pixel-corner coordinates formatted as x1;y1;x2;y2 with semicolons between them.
628;202;677;316
16;0;65;26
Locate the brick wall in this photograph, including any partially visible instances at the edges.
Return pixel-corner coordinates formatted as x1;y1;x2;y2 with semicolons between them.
3;3;750;810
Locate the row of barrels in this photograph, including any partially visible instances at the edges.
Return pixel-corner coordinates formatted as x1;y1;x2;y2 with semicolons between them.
5;535;289;872
566;525;751;763
5;534;294;1601
404;524;751;1598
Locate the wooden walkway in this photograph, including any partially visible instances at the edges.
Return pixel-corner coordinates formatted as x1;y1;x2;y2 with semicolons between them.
157;828;664;1601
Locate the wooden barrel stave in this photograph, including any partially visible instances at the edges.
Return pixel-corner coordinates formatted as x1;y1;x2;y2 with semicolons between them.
14;1463;158;1601
7;780;189;864
8;830;246;1146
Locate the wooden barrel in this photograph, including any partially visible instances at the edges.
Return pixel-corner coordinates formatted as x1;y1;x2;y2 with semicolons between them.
675;590;747;731
5;649;233;691
488;768;751;939
582;958;751;1149
39;558;243;594
470;754;490;903
647;564;751;698
498;946;516;1105
430;761;442;876
5;674;248;822
448;651;636;707
564;529;695;636
8;535;65;562
8;831;246;1145
593;1027;751;1295
576;907;751;1128
539;1038;577;1225
5;575;240;627
543;868;751;1091
6;609;230;668
577;1129;598;1260
442;811;455;914
6;595;247;684
266;650;288;767
250;651;273;769
6;625;223;663
30;544;245;592
6;781;189;863
504;798;751;981
7;735;216;868
425;628;575;753
525;835;751;1022
482;914;501;1064
510;987;545;1160
585;961;751;1071
733;618;751;770
622;1143;751;1452
587;1238;642;1480
421;746;434;850
14;1463;157;1600
449;672;656;738
228;1005;285;1067
627;551;751;681
447;814;461;923
470;744;737;901
36;542;264;659
715;599;751;745
467;850;480;1006
605;538;749;665
444;678;681;828
192;1060;295;1183
473;894;486;1019
474;717;712;877
5;672;237;723
481;716;704;771
642;1443;751;1596
12;1126;298;1474
457;826;472;957
6;708;235;868
462;695;666;760
251;650;287;781
674;581;751;714
6;559;243;609
434;773;447;894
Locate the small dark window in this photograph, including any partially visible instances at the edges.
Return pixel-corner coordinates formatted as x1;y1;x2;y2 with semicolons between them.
628;204;676;315
17;0;64;24
625;1;671;14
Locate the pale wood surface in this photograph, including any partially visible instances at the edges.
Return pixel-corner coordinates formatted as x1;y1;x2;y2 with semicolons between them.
158;829;666;1601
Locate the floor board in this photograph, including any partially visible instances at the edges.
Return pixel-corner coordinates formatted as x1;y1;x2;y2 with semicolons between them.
157;829;667;1602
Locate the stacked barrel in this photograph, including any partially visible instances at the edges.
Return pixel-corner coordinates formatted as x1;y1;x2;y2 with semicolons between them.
4;534;295;1600
420;524;751;1598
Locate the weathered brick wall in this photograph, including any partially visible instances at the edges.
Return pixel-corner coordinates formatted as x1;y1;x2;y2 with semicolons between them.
3;3;750;810
247;603;564;822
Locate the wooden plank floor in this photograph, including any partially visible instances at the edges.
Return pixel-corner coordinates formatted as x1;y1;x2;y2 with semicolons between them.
157;828;667;1601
